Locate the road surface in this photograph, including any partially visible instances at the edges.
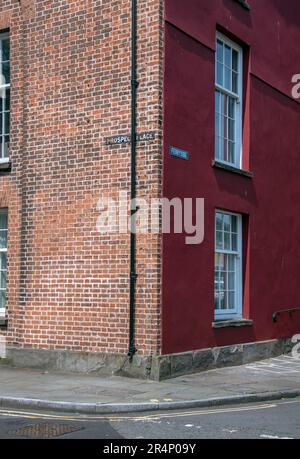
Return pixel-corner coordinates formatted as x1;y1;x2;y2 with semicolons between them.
0;398;298;439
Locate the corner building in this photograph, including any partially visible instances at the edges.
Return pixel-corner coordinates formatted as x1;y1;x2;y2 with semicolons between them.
0;0;299;379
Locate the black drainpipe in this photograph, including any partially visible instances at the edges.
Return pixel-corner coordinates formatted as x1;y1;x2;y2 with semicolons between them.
128;0;138;361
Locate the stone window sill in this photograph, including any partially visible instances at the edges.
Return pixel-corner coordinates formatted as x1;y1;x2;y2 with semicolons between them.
213;319;253;329
0;161;11;173
0;317;8;327
212;160;253;178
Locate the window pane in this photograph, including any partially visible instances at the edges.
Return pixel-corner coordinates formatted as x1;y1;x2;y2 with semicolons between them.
232;71;238;94
215;137;221;161
228;141;235;164
228;119;235;141
3;135;9;158
220;292;225;310
216;61;223;86
219;269;226;289
228;272;235;290
2;61;10;85
216;212;223;231
221;135;225;162
0;212;7;230
228;97;235;119
223;115;228;142
228;292;235;309
216;230;223;250
0;252;7;270
231;215;237;233
0;212;7;249
232;49;238;72
2;39;10;62
217;40;223;62
4;112;9;134
214;293;220;310
225;66;231;90
232;233;238;251
0;270;6;290
215;112;220;136
228;254;235;271
0;231;7;249
215;136;222;160
225;45;231;67
216;253;225;271
4;88;10;111
215;133;220;159
224;232;231;250
220;93;226;120
215;270;219;289
0;290;6;310
223;214;231;232
215;91;221;113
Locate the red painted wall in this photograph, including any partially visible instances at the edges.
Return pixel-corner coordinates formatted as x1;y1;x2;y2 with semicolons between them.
162;0;300;354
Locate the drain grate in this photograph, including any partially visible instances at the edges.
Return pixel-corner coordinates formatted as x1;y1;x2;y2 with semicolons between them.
13;423;83;439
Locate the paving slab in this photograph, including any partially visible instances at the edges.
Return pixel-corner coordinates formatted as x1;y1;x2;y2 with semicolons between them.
0;355;299;413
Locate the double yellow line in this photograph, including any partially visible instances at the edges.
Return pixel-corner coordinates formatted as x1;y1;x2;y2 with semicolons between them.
0;401;291;423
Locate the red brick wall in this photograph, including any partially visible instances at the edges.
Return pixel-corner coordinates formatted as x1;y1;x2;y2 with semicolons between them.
0;0;164;357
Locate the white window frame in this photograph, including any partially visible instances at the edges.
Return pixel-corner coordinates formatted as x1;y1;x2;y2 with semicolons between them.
215;32;243;169
0;31;10;164
214;210;243;320
0;209;8;317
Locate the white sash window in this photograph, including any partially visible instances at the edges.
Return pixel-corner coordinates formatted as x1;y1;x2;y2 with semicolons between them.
0;209;8;316
215;211;243;320
0;32;10;162
215;33;243;168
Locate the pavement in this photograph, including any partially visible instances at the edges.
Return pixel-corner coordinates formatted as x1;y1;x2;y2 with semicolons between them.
0;355;299;414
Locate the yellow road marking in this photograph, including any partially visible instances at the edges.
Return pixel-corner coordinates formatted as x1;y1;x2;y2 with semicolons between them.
0;402;281;423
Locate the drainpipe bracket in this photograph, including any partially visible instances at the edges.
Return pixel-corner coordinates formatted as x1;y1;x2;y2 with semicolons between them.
131;206;140;215
130;272;138;281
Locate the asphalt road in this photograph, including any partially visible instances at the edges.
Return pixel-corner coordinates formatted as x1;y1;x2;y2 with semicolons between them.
0;399;299;440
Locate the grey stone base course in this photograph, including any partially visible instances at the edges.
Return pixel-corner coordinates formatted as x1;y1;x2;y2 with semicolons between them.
0;389;300;415
0;337;293;381
0;348;152;380
151;338;293;380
